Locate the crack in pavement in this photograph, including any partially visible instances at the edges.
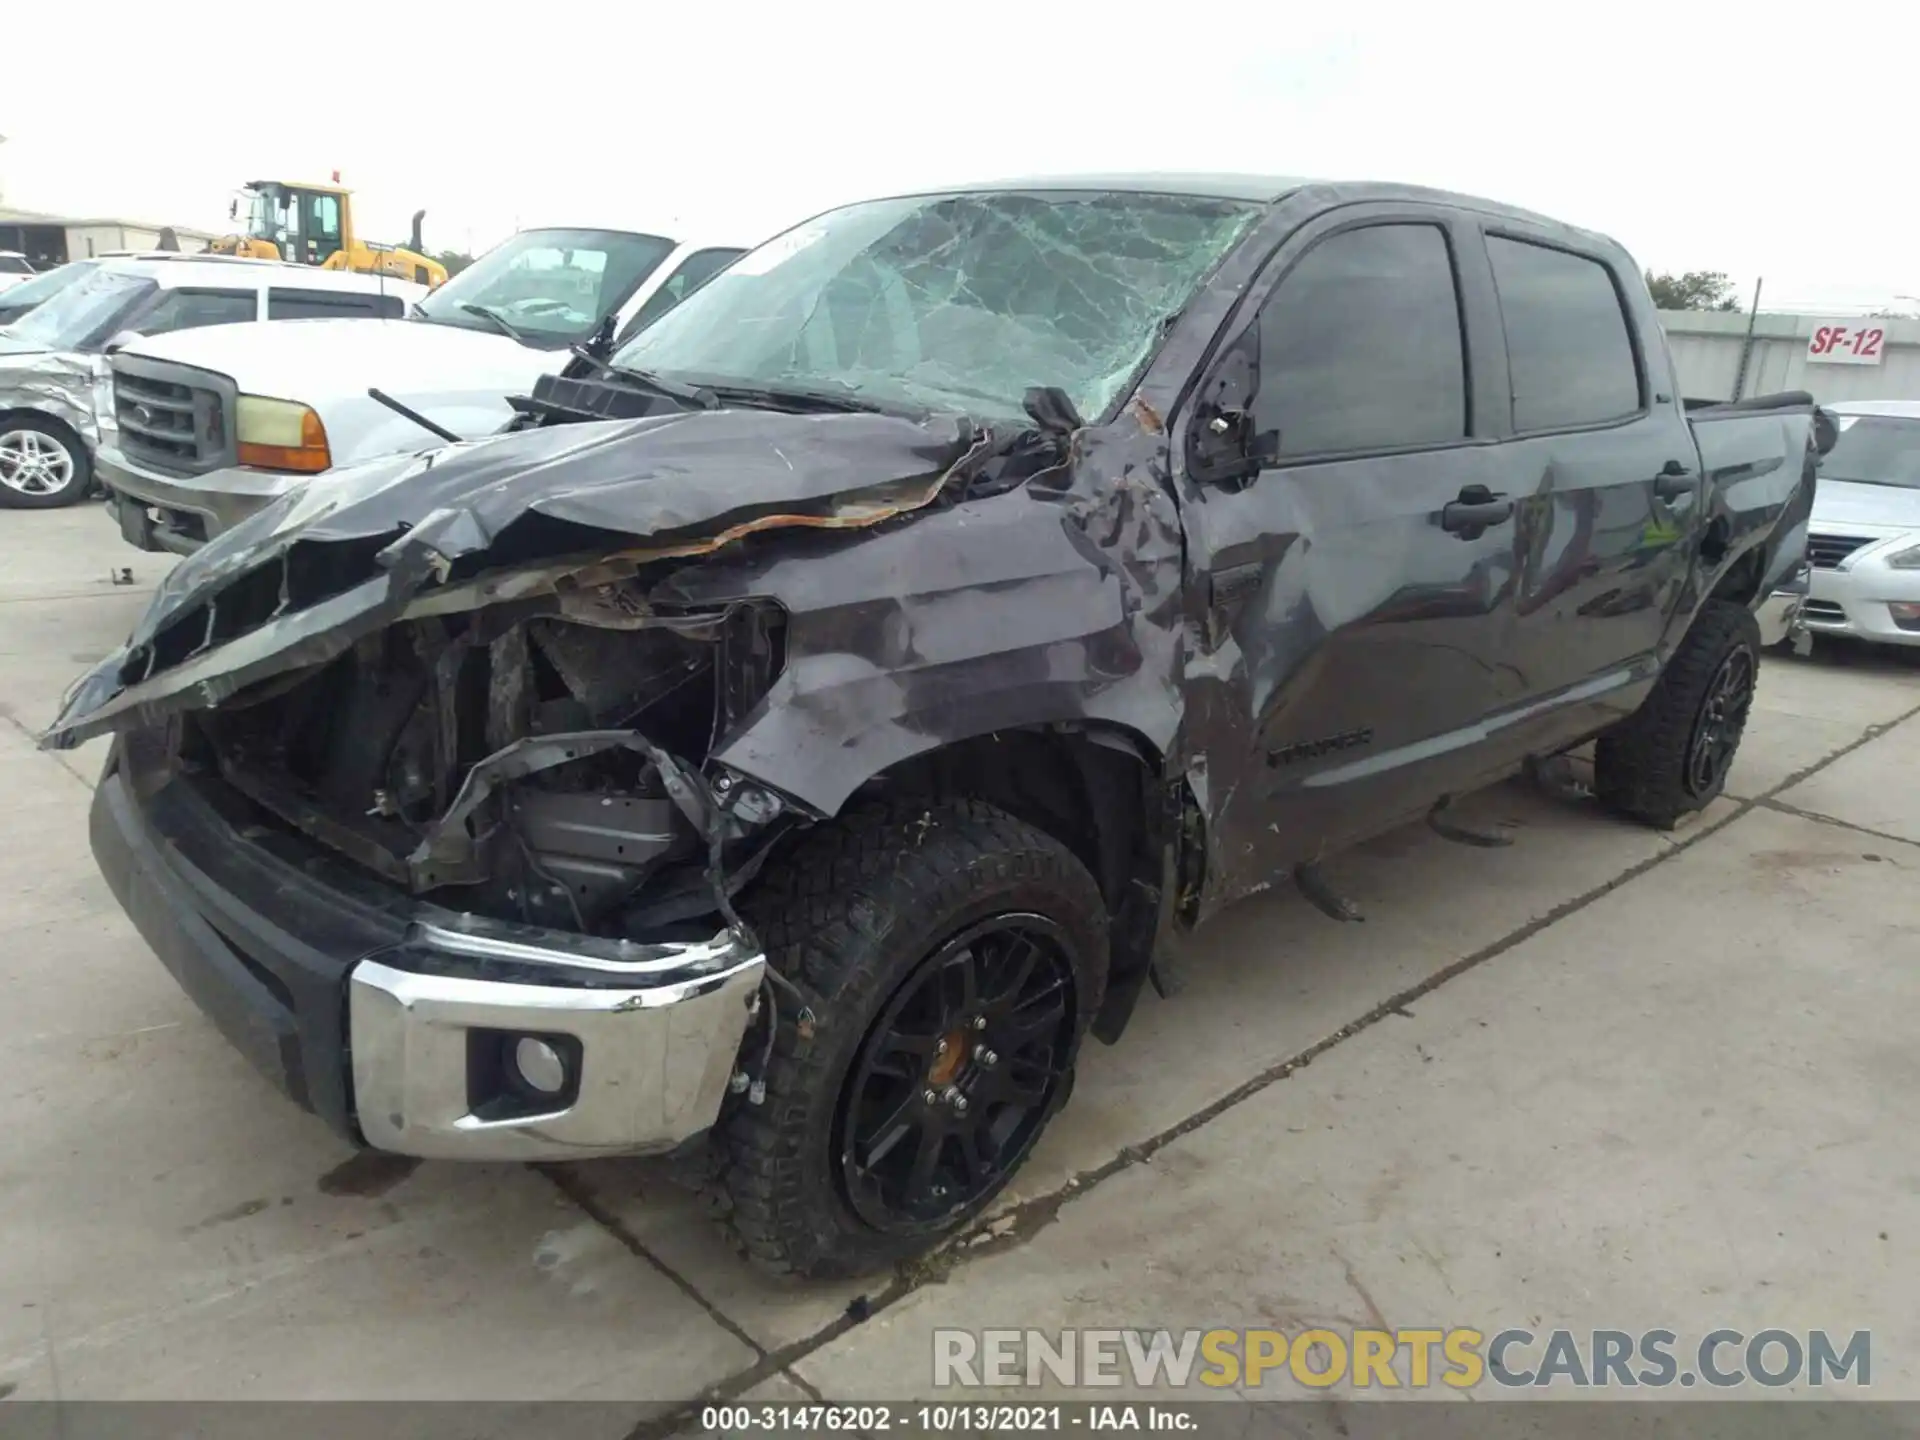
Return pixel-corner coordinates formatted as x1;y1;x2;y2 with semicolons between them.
551;695;1920;1430
0;711;94;789
1755;796;1917;854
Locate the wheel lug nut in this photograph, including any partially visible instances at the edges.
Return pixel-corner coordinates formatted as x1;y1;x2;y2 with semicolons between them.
952;1095;968;1113
941;1085;962;1107
978;1048;998;1067
972;1016;987;1030
923;1089;938;1104
936;1038;949;1054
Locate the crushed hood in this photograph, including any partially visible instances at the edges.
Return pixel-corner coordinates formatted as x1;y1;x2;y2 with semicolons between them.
44;407;982;750
122;318;552;404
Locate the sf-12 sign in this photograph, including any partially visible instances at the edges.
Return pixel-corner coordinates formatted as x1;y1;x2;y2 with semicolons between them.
1807;322;1887;366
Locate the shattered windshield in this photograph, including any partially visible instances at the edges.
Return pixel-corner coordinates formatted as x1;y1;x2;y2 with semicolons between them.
611;190;1262;421
413;228;679;347
1822;415;1920;489
0;260;99;316
1;268;154;352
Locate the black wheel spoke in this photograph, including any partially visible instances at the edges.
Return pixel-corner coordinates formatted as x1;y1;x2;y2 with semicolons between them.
869;1031;940;1079
903;1119;946;1204
853;1091;920;1171
939;949;979;1021
983;1059;1051;1108
1000;986;1069;1046
968;1119;1007;1185
985;932;1043;1007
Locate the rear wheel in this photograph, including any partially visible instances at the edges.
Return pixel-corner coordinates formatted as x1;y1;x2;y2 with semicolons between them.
0;416;92;509
716;798;1108;1278
1594;599;1760;828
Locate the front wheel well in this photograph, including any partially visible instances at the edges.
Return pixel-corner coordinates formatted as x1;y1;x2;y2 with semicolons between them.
0;407;83;444
834;725;1175;1042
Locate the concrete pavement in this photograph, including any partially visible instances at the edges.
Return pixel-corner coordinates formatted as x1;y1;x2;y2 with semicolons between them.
1;505;1915;1419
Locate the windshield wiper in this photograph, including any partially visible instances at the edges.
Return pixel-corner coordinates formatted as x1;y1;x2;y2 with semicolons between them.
458;302;531;344
700;380;893;415
593;356;718;410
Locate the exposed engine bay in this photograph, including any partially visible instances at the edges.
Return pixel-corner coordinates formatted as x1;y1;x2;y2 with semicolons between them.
183;596;794;941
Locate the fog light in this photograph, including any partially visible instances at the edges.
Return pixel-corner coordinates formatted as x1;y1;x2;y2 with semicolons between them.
513;1036;568;1096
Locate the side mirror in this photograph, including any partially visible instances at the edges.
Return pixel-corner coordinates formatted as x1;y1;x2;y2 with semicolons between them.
103;330;144;355
1188;405;1280;485
1813;406;1839;457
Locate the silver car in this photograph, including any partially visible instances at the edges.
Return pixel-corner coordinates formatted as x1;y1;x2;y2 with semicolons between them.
1800;400;1920;647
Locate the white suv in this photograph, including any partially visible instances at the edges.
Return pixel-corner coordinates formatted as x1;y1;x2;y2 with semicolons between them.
0;256;423;509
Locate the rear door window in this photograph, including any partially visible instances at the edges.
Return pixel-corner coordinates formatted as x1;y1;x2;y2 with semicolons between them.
135;287;261;336
1251;222;1468;458
1486;237;1641;431
268;288;405;320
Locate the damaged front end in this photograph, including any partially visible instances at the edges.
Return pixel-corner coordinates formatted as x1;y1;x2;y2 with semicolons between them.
55;406;998;1159
190;597;797;940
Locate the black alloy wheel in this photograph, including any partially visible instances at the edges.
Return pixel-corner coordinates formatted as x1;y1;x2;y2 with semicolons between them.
837;915;1076;1233
1685;647;1755;798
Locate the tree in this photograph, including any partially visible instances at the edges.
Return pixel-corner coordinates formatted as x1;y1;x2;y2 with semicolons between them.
433;250;475;278
1645;270;1743;312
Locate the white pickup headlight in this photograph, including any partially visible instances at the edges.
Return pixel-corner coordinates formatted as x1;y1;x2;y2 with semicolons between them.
235;395;331;473
1885;540;1920;570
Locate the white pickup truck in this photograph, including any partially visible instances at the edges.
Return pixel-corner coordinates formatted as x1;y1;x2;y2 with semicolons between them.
98;226;745;552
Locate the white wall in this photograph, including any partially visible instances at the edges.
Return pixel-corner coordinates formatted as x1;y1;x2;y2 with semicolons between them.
1660;309;1920;405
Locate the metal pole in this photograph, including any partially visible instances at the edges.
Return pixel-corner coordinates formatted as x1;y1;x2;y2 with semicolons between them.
1731;277;1764;401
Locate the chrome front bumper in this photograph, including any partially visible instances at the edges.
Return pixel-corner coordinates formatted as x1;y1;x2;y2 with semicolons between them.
349;922;766;1161
1801;550;1920;648
93;745;767;1164
96;443;305;551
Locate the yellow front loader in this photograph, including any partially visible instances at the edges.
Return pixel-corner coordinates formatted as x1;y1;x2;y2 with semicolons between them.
211;178;448;288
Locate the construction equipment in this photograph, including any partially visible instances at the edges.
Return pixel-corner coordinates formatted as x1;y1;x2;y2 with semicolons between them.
211;177;448;287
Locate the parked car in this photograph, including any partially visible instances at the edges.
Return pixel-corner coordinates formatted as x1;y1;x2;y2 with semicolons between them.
96;227;746;552
1;257;424;509
46;175;1825;1278
0;251;37;293
1793;400;1920;647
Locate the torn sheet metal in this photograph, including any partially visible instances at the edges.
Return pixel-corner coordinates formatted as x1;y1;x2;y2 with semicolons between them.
0;348;105;447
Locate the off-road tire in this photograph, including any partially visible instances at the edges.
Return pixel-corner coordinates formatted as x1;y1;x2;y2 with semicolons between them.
715;797;1109;1278
1594;599;1761;829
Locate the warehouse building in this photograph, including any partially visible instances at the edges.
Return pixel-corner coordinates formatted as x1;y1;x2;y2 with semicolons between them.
0;206;220;268
1661;308;1920;405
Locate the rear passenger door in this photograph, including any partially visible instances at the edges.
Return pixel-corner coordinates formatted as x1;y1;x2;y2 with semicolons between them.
1475;227;1698;757
1176;203;1519;907
126;287;261;338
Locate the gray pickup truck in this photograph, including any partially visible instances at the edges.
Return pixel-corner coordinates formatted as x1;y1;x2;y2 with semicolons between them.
45;175;1825;1278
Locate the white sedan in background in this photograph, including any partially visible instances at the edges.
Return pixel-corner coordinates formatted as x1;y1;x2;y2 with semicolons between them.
1800;400;1920;647
0;251;36;293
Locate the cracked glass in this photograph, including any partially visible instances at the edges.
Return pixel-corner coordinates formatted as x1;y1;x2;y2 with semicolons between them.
613;189;1261;422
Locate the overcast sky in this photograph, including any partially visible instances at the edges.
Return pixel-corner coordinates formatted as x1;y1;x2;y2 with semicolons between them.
4;1;1911;312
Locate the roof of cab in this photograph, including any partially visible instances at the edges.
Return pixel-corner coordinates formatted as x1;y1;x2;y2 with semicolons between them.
96;255;412;293
937;173;1316;202
842;172;1621;251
